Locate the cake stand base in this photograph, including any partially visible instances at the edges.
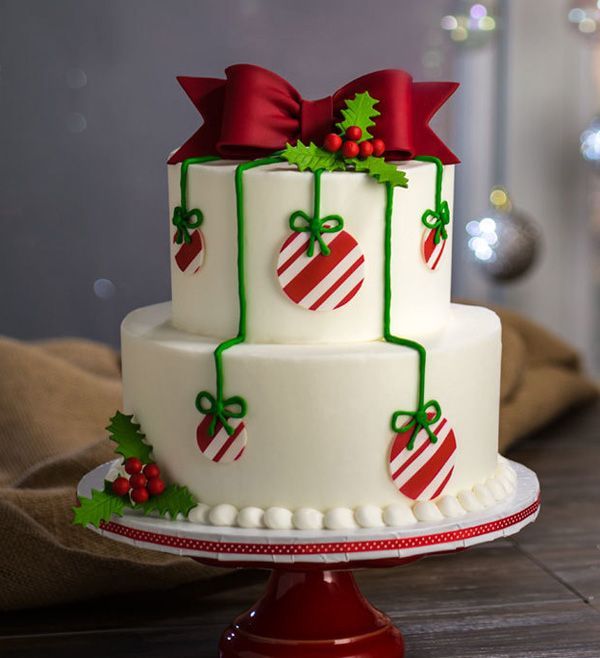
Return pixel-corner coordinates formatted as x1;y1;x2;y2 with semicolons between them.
78;459;539;658
220;568;404;658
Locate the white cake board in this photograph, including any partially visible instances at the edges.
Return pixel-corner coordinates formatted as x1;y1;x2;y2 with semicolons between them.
78;459;540;566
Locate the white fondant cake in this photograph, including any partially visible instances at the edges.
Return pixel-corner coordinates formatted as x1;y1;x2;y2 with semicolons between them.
112;72;511;531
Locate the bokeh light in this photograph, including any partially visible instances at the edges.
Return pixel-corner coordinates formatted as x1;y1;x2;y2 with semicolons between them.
441;0;498;47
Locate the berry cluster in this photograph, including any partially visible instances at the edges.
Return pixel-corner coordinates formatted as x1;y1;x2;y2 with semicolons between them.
323;125;385;160
111;457;166;504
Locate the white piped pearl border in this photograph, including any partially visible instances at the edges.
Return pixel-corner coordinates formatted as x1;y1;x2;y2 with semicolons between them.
185;456;517;530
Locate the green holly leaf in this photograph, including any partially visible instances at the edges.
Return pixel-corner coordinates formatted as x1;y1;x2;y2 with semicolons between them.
139;484;197;519
336;92;381;142
106;411;153;462
281;142;346;173
73;487;126;528
351;156;409;188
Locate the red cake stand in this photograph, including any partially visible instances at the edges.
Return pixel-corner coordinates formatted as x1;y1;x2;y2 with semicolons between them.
78;461;540;658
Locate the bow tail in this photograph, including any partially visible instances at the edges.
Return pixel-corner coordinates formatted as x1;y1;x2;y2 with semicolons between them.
168;77;226;164
412;82;460;165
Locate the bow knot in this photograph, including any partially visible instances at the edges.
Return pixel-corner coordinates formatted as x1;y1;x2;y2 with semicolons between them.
195;391;247;437
168;65;459;165
391;399;442;450
289;210;344;257
421;200;450;245
172;206;204;244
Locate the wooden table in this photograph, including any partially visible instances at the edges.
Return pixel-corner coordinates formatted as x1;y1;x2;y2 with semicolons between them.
2;402;599;657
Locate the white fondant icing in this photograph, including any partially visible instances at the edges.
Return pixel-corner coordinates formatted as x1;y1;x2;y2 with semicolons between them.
263;507;293;530
437;495;466;518
188;503;211;524
168;160;454;343
324;508;357;530
122;303;501;514
237;506;265;529
208;504;238;527
457;489;484;513
413;501;444;522
382;504;418;526
354;505;385;528
292;508;324;531
473;483;496;508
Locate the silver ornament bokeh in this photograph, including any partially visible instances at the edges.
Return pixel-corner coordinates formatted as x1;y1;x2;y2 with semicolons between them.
466;191;540;282
580;115;600;169
567;0;600;40
441;0;498;47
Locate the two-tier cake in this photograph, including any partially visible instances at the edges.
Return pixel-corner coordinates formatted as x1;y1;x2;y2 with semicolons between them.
74;65;516;532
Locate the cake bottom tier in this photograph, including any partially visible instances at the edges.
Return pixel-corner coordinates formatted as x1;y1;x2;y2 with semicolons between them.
121;303;511;530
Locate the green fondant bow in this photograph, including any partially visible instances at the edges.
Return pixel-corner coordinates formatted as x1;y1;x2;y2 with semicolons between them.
391;399;442;450
195;390;247;437
172;206;204;244
289;210;344;257
421;200;450;245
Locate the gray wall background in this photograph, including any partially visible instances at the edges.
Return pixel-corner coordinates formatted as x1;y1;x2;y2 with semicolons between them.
0;0;454;345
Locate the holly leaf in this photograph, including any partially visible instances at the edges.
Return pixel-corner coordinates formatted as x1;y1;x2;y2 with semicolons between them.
139;484;197;519
281;142;346;173
336;92;380;142
107;411;153;462
73;488;126;528
351;156;409;188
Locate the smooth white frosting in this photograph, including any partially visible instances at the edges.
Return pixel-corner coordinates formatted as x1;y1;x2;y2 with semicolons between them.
168;160;454;344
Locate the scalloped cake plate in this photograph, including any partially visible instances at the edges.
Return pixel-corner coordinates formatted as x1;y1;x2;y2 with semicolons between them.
78;459;540;565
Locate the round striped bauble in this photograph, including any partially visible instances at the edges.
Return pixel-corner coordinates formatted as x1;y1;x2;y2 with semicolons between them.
196;415;247;464
421;228;446;271
276;229;365;311
173;229;205;274
388;413;457;501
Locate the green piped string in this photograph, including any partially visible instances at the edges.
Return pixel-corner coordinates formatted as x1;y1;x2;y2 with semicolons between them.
195;156;284;436
172;156;220;244
384;182;443;450
415;155;450;245
288;169;344;257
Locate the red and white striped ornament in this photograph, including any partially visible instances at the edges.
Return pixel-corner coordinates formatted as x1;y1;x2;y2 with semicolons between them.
196;415;247;464
421;228;446;271
276;230;365;311
388;413;457;501
173;229;205;274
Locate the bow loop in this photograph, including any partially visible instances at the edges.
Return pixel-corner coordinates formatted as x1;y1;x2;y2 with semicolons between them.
172;206;204;244
168;65;459;165
421;200;450;245
391;399;442;450
289;210;344;257
195;391;247;436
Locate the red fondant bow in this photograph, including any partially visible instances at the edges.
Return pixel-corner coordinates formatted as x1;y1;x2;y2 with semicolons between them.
168;64;459;165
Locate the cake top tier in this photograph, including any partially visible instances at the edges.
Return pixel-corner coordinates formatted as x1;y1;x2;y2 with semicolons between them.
169;64;459;165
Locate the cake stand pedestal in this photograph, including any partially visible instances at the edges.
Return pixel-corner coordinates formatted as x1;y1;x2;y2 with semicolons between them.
78;461;540;658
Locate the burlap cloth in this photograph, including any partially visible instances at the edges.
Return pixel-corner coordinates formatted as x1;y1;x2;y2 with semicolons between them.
0;307;597;610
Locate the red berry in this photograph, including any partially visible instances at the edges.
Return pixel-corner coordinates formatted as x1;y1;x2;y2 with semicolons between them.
124;457;143;475
129;473;147;489
372;138;385;157
111;477;130;497
342;140;359;158
143;463;160;479
147;477;166;496
345;125;362;141
131;487;149;504
323;133;342;153
359;141;374;158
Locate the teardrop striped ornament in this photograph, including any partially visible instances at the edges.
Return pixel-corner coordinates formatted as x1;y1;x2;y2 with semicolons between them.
174;229;205;274
421;228;446;271
388;413;457;501
196;415;247;464
276;229;365;311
